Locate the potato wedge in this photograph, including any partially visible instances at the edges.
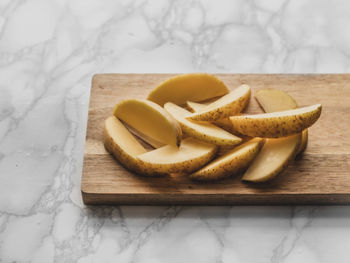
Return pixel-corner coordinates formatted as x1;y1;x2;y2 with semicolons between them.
105;116;217;175
230;104;322;138
147;73;229;106
187;101;234;132
137;137;217;174
298;129;308;154
165;102;242;146
104;116;163;176
255;89;298;112
255;89;308;154
242;134;302;182
190;138;264;181
114;99;181;147
187;84;251;121
243;89;306;182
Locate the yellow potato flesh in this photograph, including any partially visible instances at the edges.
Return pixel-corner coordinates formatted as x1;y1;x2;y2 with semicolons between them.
298;129;308;154
230;104;321;138
124;124;166;148
137;137;217;174
105;116;146;156
104;116;150;175
242;134;301;182
114;99;181;147
255;89;298;112
186;101;208;112
105;116;216;175
190;138;264;181
165;102;242;146
147;73;229;106
187;84;251;121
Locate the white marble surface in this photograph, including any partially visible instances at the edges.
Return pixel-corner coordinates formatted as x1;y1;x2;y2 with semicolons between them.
1;0;350;262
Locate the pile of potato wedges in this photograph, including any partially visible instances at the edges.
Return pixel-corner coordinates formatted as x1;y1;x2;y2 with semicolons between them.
104;74;321;182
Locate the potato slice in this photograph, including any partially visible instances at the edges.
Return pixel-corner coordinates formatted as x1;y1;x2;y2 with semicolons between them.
137;137;217;174
242;89;305;183
165;102;242;146
242;134;302;182
190;138;264;181
255;89;298;112
230;104;322;138
147;73;229;106
105;116;217;175
255;89;308;154
123;123;165;148
187;84;251;121
298;129;308;154
104;116;162;176
114;99;181;147
187;101;236;133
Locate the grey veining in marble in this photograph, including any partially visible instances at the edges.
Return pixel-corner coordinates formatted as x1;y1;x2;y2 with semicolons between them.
1;0;350;262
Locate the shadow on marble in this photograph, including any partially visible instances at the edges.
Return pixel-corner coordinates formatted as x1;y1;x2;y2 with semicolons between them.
82;204;350;223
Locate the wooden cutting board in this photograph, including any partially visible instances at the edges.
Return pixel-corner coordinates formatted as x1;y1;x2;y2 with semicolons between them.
81;74;350;205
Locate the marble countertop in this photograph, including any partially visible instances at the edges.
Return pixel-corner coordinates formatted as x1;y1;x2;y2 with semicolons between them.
1;0;350;262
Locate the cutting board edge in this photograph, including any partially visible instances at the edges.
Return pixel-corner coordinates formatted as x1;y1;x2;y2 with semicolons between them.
81;190;350;206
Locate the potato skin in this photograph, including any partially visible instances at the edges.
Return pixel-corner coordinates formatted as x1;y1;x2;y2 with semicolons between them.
254;89;309;153
177;121;241;146
104;124;166;177
189;95;250;121
165;103;242;146
105;126;218;176
138;147;218;174
190;139;264;181
230;104;321;138
188;85;251;122
187;101;242;136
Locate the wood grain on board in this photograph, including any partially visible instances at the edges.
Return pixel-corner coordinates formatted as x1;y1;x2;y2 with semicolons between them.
82;74;350;205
